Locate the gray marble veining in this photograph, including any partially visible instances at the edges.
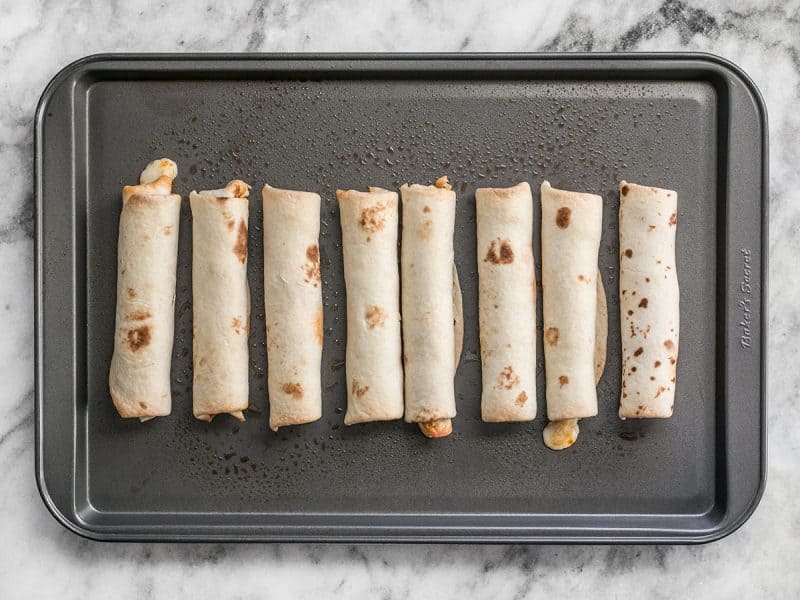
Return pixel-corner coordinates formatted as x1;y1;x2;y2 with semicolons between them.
1;0;798;597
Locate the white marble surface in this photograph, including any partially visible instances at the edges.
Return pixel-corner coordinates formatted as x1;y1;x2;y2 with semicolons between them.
1;0;798;597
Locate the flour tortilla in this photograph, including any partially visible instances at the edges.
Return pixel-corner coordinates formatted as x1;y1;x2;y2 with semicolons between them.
595;272;608;383
476;182;537;422
337;187;404;425
543;271;607;450
618;181;679;419
541;181;603;421
400;177;458;437
190;180;251;422
453;263;463;371
108;159;181;420
418;265;463;438
263;184;323;430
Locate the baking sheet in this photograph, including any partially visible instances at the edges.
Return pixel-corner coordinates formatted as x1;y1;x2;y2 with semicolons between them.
35;54;766;542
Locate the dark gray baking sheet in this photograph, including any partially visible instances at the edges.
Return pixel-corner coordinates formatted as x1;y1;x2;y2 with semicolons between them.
34;53;767;543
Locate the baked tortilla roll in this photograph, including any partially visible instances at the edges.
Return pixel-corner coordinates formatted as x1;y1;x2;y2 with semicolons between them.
540;181;603;447
190;180;251;423
618;181;679;419
109;159;181;420
401;176;459;438
263;184;323;431
476;182;537;422
337;187;404;425
543;274;607;450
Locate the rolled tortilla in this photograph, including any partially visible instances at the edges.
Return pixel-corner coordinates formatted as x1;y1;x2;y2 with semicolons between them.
543;273;607;450
190;180;251;422
540;181;603;446
263;184;323;430
401;176;458;437
476;182;537;422
618;181;679;419
337;187;404;424
109;159;181;420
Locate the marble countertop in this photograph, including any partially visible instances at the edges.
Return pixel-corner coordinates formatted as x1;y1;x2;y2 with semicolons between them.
1;0;797;597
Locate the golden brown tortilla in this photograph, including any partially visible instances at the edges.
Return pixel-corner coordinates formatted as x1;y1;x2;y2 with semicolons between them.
190;180;251;423
109;159;181;421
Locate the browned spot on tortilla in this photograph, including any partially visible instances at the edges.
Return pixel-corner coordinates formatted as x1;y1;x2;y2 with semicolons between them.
127;287;136;299
313;308;324;345
655;386;667;398
231;316;244;335
199;356;207;367
638;298;648;308
281;382;303;400
359;203;387;233
139;401;148;410
351;379;369;399
233;219;248;263
423;205;431;213
545;327;559;346
650;376;656;381
127;309;151;321
163;225;173;235
654;360;661;368
621;185;630;196
226;219;235;231
558;375;569;388
556;206;571;228
125;193;163;208
624;248;633;258
669;357;676;365
634;347;644;357
631;366;637;372
126;326;151;352
627;310;634;316
648;225;656;231
622;289;627;295
484;238;514;264
304;244;321;286
515;391;528;407
645;277;650;282
365;305;387;329
499;240;514;263
668;212;677;226
664;339;675;350
496;366;520;390
578;274;588;283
